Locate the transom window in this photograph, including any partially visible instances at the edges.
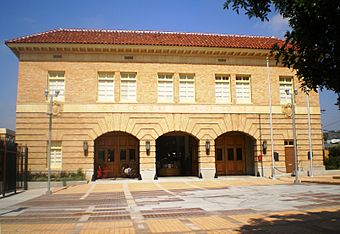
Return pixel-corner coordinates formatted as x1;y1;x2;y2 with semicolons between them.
236;76;251;103
179;74;195;102
279;77;293;104
48;71;65;102
121;73;136;102
98;72;114;102
50;141;62;169
215;75;230;103
158;74;173;102
284;140;294;146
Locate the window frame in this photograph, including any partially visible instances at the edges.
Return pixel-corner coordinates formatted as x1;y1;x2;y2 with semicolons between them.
215;74;231;103
48;71;65;102
235;75;251;104
157;73;174;103
120;72;137;102
50;141;62;170
97;72;115;102
179;73;195;103
279;76;293;104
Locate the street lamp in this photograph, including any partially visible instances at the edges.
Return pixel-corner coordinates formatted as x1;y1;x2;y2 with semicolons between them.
45;89;59;195
285;88;300;183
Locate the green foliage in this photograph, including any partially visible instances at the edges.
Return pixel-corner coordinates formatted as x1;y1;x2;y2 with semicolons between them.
324;144;340;170
224;0;340;107
28;168;86;181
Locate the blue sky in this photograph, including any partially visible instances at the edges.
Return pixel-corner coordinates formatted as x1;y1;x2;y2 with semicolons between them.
0;0;339;131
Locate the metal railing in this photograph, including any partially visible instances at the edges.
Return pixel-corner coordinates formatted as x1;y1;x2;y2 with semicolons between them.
0;138;28;197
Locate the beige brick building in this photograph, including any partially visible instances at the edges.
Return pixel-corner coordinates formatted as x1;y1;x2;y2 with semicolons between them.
6;29;324;180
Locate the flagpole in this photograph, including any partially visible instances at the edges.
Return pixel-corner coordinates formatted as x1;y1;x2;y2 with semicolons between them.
266;57;275;179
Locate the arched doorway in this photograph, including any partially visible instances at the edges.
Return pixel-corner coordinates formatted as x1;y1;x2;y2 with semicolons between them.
156;132;199;177
94;131;139;179
215;131;256;176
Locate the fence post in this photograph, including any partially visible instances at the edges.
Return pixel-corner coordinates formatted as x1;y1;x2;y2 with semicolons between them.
20;145;24;189
2;138;7;196
24;145;28;190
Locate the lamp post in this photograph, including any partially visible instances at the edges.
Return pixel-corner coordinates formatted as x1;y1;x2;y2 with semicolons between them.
285;88;300;183
45;89;59;195
306;90;313;177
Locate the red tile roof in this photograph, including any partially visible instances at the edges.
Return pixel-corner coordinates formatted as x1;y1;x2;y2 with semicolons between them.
5;28;283;50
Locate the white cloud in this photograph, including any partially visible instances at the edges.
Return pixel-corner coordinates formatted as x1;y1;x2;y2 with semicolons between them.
268;13;290;35
254;13;290;38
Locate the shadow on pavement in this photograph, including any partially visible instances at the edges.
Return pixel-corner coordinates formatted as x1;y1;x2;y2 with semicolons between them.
238;209;340;234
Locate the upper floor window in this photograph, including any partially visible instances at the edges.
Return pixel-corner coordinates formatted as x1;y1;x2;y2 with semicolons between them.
179;74;195;102
98;72;114;102
48;71;65;102
236;76;251;103
158;74;173;102
215;74;230;103
51;141;62;169
279;77;293;104
121;73;136;102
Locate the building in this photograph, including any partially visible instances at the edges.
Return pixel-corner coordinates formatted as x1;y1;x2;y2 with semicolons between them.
5;29;324;180
0;128;15;142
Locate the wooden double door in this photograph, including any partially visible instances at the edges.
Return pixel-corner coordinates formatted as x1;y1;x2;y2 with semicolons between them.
215;134;246;175
95;132;139;178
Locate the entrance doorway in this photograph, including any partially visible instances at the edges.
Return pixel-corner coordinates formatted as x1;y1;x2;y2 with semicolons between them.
156;132;198;177
215;132;255;176
284;140;295;173
94;131;139;179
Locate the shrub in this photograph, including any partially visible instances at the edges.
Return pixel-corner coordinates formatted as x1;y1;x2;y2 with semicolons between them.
324;144;340;170
28;168;86;181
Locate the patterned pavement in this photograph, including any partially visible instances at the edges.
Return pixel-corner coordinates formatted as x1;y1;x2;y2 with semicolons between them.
0;177;340;233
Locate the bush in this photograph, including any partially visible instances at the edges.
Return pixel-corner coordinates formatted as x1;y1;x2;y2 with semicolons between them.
28;168;86;181
324;144;340;170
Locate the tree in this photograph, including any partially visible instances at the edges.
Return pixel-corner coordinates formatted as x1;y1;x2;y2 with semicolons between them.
224;0;340;107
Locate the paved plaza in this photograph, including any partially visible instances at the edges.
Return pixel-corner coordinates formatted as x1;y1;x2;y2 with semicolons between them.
0;177;340;233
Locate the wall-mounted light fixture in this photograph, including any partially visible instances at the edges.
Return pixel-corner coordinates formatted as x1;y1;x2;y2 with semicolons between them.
205;140;210;155
262;140;267;155
83;140;88;156
146;140;150;156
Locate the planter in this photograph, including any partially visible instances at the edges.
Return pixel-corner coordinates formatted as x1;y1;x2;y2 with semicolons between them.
27;181;87;190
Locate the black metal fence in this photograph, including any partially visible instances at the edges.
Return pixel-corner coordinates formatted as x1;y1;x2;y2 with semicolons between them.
0;138;28;196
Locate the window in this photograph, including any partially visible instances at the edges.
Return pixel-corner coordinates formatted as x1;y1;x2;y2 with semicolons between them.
179;74;195;102
279;77;293;104
120;149;127;161
51;141;62;169
215;75;230;103
216;148;223;161
98;72;114;102
129;149;136;161
107;149;114;162
227;148;234;160
284;140;294;146
121;73;136;101
48;71;65;101
158;74;173;102
236;76;251;103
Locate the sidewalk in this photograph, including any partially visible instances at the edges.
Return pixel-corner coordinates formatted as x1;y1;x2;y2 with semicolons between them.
0;188;46;211
278;175;340;185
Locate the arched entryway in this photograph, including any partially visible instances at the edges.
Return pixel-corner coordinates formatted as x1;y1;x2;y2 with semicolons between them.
215;131;256;176
94;131;139;179
156;131;199;177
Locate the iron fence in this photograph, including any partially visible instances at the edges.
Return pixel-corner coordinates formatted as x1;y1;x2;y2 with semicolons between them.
0;138;28;196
